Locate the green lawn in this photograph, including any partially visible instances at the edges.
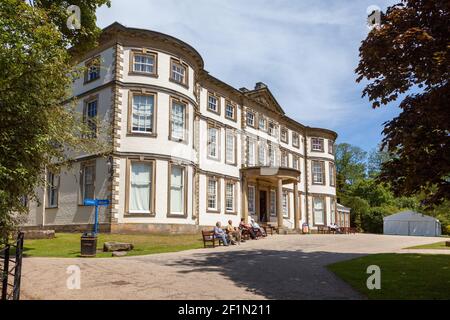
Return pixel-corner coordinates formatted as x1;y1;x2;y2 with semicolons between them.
406;241;450;250
23;233;204;258
328;254;450;300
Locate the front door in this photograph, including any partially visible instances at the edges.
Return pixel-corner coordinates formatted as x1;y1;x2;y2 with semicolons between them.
259;190;267;222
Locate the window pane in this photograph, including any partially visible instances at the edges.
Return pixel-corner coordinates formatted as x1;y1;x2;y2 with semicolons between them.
130;163;152;212
226;182;234;211
170;166;184;214
247;140;255;166
207;128;218;158
313;198;324;225
134;54;154;73
207;179;217;209
225;104;234;118
85;100;97;138
208;96;217;112
171;101;185;140
132;95;154;133
226;132;235;163
312;161;324;183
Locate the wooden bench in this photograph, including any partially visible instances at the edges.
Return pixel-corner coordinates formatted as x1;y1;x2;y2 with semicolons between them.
317;226;331;234
201;230;224;248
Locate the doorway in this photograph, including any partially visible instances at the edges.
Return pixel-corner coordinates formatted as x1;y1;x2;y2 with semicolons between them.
259;190;267;222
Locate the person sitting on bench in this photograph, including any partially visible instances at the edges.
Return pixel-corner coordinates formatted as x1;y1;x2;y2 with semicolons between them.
226;220;243;244
239;218;257;239
251;218;267;237
214;222;230;246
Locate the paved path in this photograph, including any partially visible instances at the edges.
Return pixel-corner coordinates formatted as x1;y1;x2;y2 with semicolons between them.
21;234;445;300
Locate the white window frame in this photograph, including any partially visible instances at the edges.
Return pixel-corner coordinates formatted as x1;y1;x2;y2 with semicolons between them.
311;138;324;152
208;94;219;113
258;142;267;166
170;100;186;141
247;112;255;127
128;161;154;215
225;102;235;120
225;181;235;213
131;94;155;134
169;164;185;216
207;177;219;211
225;130;236;165
312;160;325;185
207;126;220;160
247;139;256;166
133;53;155;74
313;197;325;225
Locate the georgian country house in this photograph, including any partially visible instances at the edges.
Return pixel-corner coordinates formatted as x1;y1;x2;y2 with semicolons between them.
25;23;350;233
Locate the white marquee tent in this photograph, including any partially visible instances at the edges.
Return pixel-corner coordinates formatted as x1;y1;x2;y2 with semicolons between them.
383;210;442;237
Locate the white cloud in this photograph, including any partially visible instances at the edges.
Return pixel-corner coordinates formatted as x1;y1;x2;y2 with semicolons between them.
96;0;399;149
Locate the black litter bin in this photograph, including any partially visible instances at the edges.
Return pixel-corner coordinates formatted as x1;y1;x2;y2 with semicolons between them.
80;233;97;257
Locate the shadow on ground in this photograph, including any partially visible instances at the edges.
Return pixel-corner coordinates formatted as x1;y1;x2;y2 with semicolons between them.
164;248;367;300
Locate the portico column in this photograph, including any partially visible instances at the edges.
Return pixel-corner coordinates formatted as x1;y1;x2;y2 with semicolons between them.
294;182;300;230
242;176;249;223
277;178;283;231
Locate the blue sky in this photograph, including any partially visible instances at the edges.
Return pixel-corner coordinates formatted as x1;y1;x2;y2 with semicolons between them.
97;0;400;152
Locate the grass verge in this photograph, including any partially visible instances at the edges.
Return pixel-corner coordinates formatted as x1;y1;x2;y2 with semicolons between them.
405;241;450;250
328;253;450;299
23;233;204;258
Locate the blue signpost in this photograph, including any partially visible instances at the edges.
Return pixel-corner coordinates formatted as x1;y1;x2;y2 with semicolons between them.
83;199;110;234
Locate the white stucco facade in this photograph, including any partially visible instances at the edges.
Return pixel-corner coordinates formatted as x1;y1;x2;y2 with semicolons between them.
25;23;340;233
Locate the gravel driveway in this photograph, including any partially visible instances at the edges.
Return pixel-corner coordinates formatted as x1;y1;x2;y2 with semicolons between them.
21;233;445;300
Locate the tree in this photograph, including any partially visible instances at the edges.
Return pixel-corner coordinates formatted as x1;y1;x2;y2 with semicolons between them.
334;143;367;198
367;146;390;178
356;0;450;205
0;0;109;242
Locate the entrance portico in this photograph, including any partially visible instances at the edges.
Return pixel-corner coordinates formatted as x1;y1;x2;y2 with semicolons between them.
241;167;301;232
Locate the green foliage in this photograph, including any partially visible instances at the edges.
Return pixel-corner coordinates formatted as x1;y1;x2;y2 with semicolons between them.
336;142;421;233
356;0;450;205
0;0;109;243
31;0;111;56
